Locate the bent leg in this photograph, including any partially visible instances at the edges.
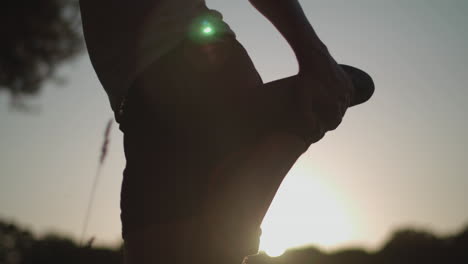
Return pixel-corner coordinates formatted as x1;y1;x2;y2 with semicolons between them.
248;74;326;146
205;76;316;246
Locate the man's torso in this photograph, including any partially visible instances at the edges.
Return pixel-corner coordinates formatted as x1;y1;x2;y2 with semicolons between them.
79;0;233;115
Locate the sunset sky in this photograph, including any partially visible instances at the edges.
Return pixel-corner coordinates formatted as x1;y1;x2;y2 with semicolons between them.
1;0;467;256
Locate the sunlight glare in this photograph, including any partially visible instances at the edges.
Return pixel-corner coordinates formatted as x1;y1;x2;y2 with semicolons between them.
264;245;286;258
259;164;355;256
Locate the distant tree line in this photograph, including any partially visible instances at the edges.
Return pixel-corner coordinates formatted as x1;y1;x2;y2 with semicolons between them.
0;220;122;264
249;227;468;264
1;219;467;264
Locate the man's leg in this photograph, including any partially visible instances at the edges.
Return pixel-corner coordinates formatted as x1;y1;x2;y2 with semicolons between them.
120;35;275;264
201;74;319;262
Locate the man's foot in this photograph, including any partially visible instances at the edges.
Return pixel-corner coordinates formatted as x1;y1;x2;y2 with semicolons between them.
340;64;375;107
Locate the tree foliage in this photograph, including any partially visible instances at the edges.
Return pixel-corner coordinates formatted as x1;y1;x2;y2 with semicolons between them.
0;0;83;101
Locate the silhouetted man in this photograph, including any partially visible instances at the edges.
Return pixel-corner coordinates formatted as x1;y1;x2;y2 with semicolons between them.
79;0;373;263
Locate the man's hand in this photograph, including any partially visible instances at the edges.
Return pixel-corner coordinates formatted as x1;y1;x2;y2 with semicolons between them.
296;48;354;139
249;0;354;143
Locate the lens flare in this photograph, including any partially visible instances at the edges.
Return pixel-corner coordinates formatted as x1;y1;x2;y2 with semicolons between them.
203;26;213;34
200;20;215;36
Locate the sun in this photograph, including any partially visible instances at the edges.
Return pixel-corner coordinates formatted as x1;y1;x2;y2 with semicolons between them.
259;164;355;257
264;246;286;257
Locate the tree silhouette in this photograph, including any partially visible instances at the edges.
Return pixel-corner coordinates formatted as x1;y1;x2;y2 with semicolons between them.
0;220;123;264
0;0;83;105
1;218;468;264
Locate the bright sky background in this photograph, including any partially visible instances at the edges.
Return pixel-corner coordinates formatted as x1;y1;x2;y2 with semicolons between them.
1;0;467;256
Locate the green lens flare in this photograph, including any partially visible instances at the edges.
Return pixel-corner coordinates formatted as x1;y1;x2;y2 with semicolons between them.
203;26;213;34
189;17;219;43
201;21;215;36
